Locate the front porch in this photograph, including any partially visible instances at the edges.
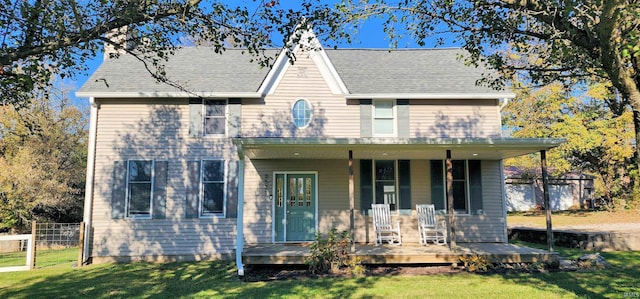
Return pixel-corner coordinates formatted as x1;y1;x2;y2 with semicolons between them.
243;242;558;265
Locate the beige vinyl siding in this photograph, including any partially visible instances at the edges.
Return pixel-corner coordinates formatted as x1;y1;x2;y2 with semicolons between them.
409;99;501;138
242;159;351;243
455;160;507;242
241;51;360;138
90;99;239;261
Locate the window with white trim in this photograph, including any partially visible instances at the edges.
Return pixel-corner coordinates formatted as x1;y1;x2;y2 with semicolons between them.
431;160;483;215
373;100;396;136
375;160;397;211
204;100;226;135
127;160;153;218
292;99;313;128
451;160;469;213
201;160;226;216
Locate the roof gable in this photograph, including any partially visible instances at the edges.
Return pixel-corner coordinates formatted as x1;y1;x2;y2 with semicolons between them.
258;29;348;96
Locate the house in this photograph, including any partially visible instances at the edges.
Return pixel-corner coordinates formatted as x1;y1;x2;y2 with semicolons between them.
504;166;595;211
76;31;563;273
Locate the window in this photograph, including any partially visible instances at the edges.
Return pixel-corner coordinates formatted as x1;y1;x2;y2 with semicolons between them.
201;160;226;216
430;160;483;214
375;160;397;211
292;99;313;128
204;100;226;135
451;160;468;213
373;100;395;136
127;160;153;218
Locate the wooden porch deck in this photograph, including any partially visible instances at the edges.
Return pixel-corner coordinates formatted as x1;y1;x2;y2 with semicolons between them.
243;242;558;265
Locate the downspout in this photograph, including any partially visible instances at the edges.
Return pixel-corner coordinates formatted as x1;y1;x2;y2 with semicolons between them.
499;97;510;111
82;97;99;265
235;144;245;277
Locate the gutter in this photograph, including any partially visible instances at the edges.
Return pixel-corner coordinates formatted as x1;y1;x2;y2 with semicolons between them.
235;144;245;277
74;91;263;99
499;97;510;111
82;97;99;264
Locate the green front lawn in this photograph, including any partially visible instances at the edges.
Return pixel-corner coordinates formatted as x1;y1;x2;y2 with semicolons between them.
1;249;638;298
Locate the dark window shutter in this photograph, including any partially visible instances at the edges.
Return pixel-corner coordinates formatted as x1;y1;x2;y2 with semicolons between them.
430;160;445;210
185;161;201;218
398;160;411;210
152;161;168;219
397;100;410;138
469;160;483;214
360;159;373;214
359;99;372;137
228;98;241;138
189;98;203;138
226;160;238;218
111;161;127;219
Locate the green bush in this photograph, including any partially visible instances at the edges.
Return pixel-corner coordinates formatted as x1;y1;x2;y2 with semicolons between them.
305;229;351;274
459;255;492;272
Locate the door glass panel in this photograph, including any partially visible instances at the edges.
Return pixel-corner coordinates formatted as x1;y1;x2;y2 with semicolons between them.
306;178;312;206
289;178;296;207
276;175;283;207
298;178;304;206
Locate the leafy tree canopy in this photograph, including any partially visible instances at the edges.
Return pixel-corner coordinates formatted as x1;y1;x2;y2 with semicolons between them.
503;81;635;203
0;0;348;106
0;90;87;233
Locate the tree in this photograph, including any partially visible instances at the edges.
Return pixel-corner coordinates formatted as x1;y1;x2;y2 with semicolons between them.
0;1;341;106
0;91;87;233
326;0;640;184
503;81;635;207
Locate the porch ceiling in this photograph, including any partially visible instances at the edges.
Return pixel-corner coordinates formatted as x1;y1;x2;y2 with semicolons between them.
234;137;565;160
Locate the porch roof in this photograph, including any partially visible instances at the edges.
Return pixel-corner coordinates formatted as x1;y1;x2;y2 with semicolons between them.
233;137;565;160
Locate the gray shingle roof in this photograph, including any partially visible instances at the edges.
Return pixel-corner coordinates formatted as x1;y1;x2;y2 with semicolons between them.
325;48;496;94
78;47;505;96
78;48;274;94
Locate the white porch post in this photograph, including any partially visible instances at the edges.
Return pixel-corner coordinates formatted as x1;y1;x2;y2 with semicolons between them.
235;147;246;276
540;150;554;252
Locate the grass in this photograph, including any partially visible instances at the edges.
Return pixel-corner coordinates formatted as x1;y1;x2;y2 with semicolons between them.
0;247;78;269
507;209;640;228
0;250;27;267
0;249;638;298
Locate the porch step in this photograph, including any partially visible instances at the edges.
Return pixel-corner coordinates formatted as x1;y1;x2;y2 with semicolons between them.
243;243;558;265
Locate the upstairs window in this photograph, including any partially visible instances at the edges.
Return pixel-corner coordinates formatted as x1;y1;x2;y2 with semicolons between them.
292;99;313;128
373;100;396;136
204;100;226;135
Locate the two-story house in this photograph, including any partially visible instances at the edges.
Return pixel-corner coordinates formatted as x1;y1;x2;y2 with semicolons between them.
76;32;562;273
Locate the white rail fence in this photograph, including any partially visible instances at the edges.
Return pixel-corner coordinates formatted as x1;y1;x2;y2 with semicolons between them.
0;222;83;272
0;234;34;272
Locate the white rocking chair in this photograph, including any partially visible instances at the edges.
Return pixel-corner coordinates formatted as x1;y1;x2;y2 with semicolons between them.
372;204;402;245
416;204;447;245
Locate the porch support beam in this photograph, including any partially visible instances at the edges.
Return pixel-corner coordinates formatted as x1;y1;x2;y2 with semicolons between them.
446;150;456;251
236;147;246;277
540;150;554;252
348;150;355;252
